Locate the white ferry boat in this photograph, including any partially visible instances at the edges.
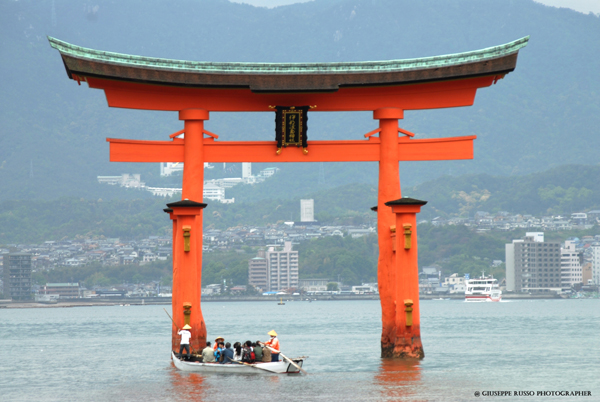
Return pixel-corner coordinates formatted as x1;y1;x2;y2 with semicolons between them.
465;274;502;302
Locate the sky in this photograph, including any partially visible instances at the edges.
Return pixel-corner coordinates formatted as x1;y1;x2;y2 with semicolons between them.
230;0;600;14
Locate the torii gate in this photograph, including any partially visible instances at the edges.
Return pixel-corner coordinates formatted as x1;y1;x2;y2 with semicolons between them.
49;36;528;359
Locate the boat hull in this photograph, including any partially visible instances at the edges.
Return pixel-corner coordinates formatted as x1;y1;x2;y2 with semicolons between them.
171;352;304;374
465;295;502;302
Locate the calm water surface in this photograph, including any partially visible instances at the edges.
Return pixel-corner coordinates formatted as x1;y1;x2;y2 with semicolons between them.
1;299;598;401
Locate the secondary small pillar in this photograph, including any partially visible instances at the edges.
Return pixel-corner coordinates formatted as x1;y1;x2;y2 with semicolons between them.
374;107;403;358
167;199;208;353
385;197;427;359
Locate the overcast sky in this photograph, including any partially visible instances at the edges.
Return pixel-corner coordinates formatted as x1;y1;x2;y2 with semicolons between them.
230;0;600;14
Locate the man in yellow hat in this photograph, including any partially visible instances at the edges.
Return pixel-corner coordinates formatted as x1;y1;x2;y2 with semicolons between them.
263;330;280;362
178;324;192;360
213;336;224;350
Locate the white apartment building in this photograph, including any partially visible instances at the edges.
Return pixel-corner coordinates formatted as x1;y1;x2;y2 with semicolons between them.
160;162;213;176
266;241;299;292
561;241;583;289
242;163;252;179
146;187;182;197
204;183;225;201
592;243;600;286
300;199;315;222
442;273;466;294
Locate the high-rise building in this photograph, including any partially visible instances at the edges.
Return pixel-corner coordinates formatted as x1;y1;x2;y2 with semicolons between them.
266;241;299;292
2;253;32;300
505;233;561;293
592;243;600;286
300;199;314;222
248;249;268;291
242;162;252;179
561;240;583;289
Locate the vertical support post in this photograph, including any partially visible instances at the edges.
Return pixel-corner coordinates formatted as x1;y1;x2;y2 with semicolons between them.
374;107;403;358
385;197;427;359
168;200;208;353
172;108;209;354
180;108;208;201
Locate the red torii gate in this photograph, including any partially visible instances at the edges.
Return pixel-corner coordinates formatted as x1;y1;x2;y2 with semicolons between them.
49;36;528;359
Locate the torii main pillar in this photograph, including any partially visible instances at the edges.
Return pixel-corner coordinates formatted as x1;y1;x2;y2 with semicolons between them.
375;107;403;357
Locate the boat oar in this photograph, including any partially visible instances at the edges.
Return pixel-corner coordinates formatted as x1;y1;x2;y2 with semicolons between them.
261;343;307;374
163;308;181;331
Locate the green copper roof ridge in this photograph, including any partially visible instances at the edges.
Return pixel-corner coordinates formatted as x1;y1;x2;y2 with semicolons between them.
48;36;529;75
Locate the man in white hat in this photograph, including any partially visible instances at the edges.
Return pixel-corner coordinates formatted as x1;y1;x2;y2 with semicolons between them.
263;330;280;362
178;324;192;360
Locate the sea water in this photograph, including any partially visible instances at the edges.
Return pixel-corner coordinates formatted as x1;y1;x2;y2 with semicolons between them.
0;299;598;401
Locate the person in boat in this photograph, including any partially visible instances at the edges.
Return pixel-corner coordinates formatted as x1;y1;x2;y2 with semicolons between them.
214;341;225;363
263;330;280;362
253;341;263;362
213;336;224;350
233;342;243;361
261;344;271;362
177;324;192;360
201;341;215;363
221;342;234;364
242;341;255;363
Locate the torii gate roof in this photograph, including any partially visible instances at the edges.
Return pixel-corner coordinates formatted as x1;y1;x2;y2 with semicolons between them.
48;37;528;112
49;36;528;93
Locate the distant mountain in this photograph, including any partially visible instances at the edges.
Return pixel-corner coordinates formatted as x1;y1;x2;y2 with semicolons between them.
410;164;600;220
1;0;599;202
1;164;599;244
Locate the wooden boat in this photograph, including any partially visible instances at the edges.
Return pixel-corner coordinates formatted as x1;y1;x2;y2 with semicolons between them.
171;352;306;374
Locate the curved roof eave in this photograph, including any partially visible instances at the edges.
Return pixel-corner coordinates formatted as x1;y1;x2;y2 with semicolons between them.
49;36;528;74
48;36;529;92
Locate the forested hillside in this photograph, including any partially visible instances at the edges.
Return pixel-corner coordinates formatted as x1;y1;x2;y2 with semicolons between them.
1;164;599;244
1;0;599;202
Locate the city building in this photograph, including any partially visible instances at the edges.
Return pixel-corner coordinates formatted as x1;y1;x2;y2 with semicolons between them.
97;173;144;188
298;279;329;292
300;199;315;222
582;263;593;285
40;283;80;298
2;253;32;300
561;240;583;289
160;162;183;176
505;233;562;293
160;162;213;176
204;183;226;202
248;249;268;291
242;162;252;179
266;241;299;292
592;243;600;286
442;273;466;294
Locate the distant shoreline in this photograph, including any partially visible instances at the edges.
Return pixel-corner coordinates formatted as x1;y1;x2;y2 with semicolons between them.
0;293;563;309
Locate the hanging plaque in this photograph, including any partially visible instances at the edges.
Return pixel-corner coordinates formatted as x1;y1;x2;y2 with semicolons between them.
274;106;309;155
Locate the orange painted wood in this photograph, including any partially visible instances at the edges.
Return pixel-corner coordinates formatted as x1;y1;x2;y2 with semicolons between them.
170;110;208;351
86;76;495;112
376;110;402;357
107;135;475;163
391;205;424;359
171;208;207;352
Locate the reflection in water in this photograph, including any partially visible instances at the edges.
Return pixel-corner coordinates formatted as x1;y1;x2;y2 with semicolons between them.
169;366;210;402
375;359;422;401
